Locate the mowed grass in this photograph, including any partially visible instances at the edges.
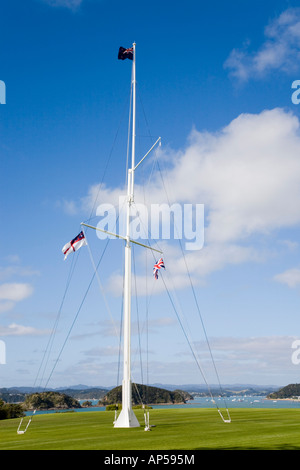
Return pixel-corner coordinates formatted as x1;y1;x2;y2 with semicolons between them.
0;408;300;450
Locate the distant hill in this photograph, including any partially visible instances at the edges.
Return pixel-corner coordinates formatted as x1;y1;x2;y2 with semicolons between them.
99;384;193;406
267;383;300;399
0;386;108;403
0;389;26;404
0;383;279;404
151;383;278;396
23;391;81;410
56;388;108;400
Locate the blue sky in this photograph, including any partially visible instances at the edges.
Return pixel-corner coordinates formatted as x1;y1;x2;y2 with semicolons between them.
1;0;300;389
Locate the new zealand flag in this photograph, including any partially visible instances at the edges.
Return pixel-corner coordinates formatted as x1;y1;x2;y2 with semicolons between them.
118;46;133;60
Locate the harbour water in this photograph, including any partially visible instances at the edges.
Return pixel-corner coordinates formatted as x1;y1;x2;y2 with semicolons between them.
26;395;300;416
151;396;300;410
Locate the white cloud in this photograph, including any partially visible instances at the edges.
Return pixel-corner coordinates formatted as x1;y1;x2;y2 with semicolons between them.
88;108;300;244
130;335;297;385
0;265;39;282
0;283;33;302
84;345;120;357
55;335;298;386
183;109;300;244
0;323;49;336
89;316;176;338
41;0;83;9
0;283;34;313
206;335;294;357
0;301;15;313
225;8;300;81
63;107;300;290
273;268;300;288
196;336;298;384
278;240;299;251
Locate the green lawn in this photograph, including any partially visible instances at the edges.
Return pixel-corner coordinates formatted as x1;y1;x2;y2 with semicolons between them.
0;408;300;450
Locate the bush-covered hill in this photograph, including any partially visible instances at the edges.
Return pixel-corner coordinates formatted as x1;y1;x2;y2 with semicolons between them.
267;383;300;399
0;399;24;420
58;388;107;400
99;384;192;406
23;391;81;410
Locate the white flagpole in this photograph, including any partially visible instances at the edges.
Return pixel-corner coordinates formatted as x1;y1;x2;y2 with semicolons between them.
114;42;140;428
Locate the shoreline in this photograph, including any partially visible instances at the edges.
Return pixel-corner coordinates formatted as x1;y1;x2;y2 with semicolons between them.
265;397;300;402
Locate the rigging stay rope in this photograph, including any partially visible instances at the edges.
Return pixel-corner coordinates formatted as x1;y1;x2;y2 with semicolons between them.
155;159;231;423
127;146;231;423
17;60;231;434
16;252;80;434
16;230;112;434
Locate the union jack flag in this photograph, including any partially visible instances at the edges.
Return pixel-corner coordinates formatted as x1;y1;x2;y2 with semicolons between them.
153;258;165;280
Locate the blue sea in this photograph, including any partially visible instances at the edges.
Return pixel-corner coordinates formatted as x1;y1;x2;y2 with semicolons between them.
25;395;300;416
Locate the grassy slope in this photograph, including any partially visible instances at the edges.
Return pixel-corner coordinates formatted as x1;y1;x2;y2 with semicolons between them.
0;408;300;450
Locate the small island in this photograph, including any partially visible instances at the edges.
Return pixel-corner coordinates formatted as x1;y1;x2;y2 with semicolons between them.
99;384;193;407
267;383;300;401
23;391;81;410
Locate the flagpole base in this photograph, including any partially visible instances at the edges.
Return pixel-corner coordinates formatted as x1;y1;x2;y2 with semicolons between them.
114;408;140;428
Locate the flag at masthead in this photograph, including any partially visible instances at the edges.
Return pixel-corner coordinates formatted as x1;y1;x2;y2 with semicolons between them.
118;46;133;60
